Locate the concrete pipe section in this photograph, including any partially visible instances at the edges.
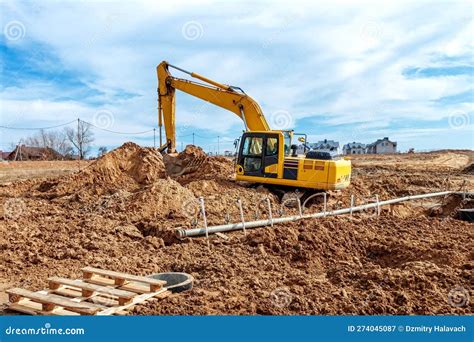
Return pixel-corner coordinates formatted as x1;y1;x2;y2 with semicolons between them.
148;272;194;293
458;208;474;222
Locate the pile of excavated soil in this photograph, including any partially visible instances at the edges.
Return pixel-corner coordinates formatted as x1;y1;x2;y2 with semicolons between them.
462;163;474;175
0;146;472;315
4;143;281;242
164;145;235;184
37;142;167;202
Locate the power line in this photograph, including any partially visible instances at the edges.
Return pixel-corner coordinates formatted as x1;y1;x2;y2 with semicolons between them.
82;120;155;135
0;120;77;130
0;119;155;135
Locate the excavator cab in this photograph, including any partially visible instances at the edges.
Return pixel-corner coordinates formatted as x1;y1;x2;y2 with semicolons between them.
236;131;351;191
236;131;280;178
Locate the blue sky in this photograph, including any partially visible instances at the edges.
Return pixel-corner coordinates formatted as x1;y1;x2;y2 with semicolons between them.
0;0;473;154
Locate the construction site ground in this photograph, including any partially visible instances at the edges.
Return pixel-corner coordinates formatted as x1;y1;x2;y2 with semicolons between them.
0;144;472;315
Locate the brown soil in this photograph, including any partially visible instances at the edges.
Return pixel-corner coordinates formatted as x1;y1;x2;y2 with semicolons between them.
0;144;472;315
164;145;234;184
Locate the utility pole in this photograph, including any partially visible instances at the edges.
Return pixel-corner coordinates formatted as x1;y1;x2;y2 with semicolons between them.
153;128;156;148
192;132;195;145
77;118;81;160
217;136;220;155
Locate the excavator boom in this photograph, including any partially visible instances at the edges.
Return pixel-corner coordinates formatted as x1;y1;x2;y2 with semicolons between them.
155;60;351;192
157;61;269;152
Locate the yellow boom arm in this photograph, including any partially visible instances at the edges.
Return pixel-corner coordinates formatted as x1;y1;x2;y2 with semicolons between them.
157;61;270;152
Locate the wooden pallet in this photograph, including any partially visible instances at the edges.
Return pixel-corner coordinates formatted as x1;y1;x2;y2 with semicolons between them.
6;267;170;316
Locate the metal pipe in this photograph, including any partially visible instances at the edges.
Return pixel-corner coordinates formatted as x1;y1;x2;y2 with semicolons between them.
176;191;471;238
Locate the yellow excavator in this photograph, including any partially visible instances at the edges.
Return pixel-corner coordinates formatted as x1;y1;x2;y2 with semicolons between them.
156;61;351;194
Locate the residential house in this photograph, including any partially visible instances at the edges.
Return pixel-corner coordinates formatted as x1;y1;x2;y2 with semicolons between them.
0;151;12;160
310;139;340;155
343;142;366;155
366;137;397;154
7;145;63;161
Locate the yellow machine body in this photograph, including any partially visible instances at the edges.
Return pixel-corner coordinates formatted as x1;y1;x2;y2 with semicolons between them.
235;131;351;191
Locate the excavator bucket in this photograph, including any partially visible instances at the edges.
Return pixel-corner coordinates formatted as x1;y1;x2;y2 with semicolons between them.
162;146;208;177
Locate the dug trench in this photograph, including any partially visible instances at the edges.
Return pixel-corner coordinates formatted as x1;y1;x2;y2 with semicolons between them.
0;143;472;315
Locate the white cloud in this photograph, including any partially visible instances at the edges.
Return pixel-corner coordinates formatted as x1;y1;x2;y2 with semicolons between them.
0;0;472;152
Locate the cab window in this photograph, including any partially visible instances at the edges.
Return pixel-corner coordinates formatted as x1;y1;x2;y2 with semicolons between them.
266;137;278;156
241;136;264;173
283;131;291;156
242;137;263;156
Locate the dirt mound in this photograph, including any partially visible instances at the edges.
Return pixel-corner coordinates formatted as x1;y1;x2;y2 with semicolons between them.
40;142;167;200
30;143;241;232
462;163;474;175
164;145;234;184
85;142;166;184
90;178;197;226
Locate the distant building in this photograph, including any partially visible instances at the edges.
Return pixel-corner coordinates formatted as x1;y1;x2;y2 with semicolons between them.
310;139;340;155
6;145;63;161
343;142;366;155
366;137;397;154
0;151;12;160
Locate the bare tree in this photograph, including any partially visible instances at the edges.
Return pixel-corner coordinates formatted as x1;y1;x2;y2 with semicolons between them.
23;129;73;157
98;146;108;157
65;121;94;160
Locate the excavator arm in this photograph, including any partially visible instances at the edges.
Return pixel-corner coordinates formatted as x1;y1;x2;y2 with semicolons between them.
157;61;270;152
